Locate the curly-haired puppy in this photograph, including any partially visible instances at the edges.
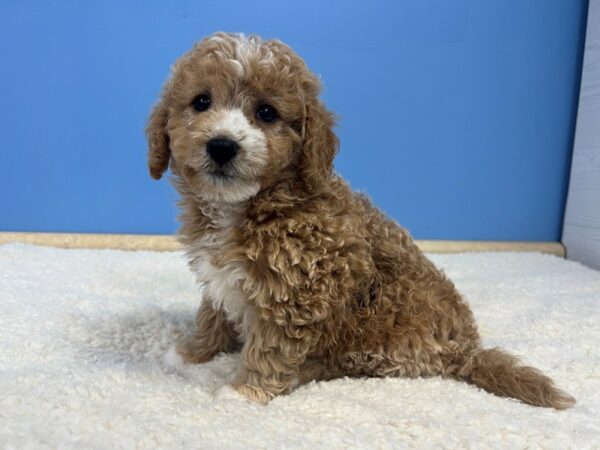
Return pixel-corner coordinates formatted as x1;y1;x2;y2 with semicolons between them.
147;32;574;409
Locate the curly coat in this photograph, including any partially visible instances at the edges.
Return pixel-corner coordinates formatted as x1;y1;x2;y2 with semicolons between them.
147;33;574;409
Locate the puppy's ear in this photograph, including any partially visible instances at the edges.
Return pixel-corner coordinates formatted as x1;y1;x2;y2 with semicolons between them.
146;97;171;180
299;98;339;190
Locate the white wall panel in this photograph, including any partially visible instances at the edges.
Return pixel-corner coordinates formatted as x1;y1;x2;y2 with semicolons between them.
563;0;600;269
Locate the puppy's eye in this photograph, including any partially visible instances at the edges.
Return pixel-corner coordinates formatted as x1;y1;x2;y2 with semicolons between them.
256;104;278;123
191;94;211;112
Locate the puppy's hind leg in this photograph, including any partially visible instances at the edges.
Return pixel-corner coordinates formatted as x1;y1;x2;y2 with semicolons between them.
176;297;239;364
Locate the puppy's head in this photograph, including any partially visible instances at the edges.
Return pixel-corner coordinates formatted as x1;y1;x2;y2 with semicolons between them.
146;32;338;203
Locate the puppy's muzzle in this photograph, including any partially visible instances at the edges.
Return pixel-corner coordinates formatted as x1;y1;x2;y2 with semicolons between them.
206;137;239;165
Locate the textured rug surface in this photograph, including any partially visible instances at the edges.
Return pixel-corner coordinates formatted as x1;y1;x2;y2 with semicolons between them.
1;243;599;449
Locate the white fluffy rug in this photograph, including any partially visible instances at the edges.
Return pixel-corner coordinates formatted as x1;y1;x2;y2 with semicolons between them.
1;243;599;449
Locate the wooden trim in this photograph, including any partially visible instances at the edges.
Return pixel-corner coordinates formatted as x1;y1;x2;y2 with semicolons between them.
0;232;565;257
416;240;564;257
0;232;180;251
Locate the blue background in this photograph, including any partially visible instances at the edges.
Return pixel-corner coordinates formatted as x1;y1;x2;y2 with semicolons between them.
0;0;588;240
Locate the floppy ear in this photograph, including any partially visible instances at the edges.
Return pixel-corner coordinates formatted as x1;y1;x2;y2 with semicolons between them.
146;98;171;180
299;98;339;190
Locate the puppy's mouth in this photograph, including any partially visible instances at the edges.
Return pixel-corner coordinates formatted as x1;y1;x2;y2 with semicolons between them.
208;168;233;180
202;159;238;181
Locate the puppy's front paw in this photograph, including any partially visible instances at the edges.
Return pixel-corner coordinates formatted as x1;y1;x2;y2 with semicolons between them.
231;382;273;405
175;337;215;364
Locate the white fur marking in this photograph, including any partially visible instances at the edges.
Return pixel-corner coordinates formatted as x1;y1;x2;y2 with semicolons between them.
201;108;268;203
211;109;268;164
186;204;255;340
210;33;275;75
228;58;245;77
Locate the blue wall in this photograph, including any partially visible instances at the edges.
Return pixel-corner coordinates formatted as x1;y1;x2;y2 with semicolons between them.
0;0;588;240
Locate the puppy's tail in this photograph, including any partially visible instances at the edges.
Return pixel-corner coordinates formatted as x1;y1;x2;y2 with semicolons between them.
455;348;575;410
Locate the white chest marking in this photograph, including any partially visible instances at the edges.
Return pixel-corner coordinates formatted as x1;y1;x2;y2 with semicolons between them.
185;204;254;340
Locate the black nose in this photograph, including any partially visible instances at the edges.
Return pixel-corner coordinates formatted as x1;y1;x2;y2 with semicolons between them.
206;137;239;165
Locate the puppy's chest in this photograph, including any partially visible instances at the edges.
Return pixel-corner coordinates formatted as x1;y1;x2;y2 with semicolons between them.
186;208;254;339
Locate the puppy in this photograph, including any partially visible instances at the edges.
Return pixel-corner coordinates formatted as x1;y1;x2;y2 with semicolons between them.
147;32;574;409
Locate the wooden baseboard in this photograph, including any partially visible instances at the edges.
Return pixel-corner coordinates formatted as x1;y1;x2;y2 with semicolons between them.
0;232;179;252
416;240;564;256
0;232;565;257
